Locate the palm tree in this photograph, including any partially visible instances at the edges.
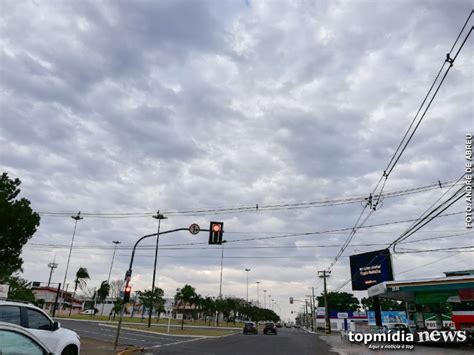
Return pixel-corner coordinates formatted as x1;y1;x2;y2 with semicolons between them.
174;284;198;330
69;267;90;316
97;281;110;316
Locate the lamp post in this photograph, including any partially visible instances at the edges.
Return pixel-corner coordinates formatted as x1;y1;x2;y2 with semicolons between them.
101;240;121;316
256;281;260;307
245;269;250;303
149;211;167;328
47;258;58;287
263;290;267;308
268;295;271;310
61;212;82;314
219;240;227;299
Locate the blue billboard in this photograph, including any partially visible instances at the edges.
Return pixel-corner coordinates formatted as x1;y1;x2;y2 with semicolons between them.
368;311;407;325
349;249;394;291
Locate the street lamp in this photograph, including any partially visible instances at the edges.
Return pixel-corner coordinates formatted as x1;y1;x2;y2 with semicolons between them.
256;281;260;307
245;269;250;303
263;290;267;308
61;212;83;314
219;240;227;299
47;257;58;287
101;240;121;316
268;294;271;310
149;211;167;328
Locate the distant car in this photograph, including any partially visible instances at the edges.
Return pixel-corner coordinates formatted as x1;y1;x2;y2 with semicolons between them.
275;322;283;328
243;322;258;334
80;308;96;315
0;321;54;355
263;322;277;335
0;300;80;354
284;323;291;328
294;324;301;329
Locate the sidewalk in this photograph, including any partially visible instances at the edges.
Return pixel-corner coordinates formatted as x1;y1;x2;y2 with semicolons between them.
80;337;142;355
315;330;473;355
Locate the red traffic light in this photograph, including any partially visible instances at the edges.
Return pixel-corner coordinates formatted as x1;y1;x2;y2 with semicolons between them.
209;221;224;245
212;223;222;232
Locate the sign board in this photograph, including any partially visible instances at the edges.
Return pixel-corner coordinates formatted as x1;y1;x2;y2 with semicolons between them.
368;311;407;326
317;307;325;316
189;224;200;235
337;312;349;319
0;284;9;298
176;313;183;320
349;249;394;291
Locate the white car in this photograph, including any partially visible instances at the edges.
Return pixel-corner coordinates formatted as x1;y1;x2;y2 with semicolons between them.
0;301;80;355
0;321;54;354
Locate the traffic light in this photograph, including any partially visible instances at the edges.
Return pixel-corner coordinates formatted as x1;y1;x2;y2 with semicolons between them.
289;297;294;304
124;284;131;303
208;221;224;245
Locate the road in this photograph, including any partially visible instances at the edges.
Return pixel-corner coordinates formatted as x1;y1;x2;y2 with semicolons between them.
155;327;337;355
59;320;337;354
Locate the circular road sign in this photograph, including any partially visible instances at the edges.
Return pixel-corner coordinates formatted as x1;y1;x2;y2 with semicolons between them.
189;223;200;235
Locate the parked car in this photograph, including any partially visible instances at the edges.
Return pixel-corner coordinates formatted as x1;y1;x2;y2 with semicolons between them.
0;321;54;354
243;321;258;334
263;322;277;335
80;308;96;315
0;300;80;354
275;322;283;328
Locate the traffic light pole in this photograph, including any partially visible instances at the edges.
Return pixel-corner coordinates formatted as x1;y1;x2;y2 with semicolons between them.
114;227;203;349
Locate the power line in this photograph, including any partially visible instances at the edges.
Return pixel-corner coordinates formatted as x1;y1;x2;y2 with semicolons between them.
327;11;472;269
37;179;459;218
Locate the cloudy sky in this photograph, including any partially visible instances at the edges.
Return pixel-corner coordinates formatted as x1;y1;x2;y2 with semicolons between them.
1;0;473;320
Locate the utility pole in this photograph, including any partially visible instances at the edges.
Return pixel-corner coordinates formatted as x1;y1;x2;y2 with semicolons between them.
318;270;331;334
149;211;167;328
61;212;83;315
263;290;267;308
311;287;316;332
256;281;260;307
47;258;58;287
219;240;227;299
245;269;250;303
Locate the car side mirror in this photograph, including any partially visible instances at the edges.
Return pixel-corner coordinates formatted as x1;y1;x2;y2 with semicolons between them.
53;321;60;330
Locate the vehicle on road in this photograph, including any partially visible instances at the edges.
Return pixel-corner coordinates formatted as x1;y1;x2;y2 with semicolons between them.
80;308;97;315
0;321;54;355
243;321;258;334
0;300;80;355
294;324;301;329
276;322;283;328
263;322;277;335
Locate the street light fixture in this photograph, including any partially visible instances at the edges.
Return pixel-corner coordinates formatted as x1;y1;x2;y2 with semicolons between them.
219;240;227;299
101;240;121;316
263;290;267;308
149;211;167;328
61;212;83;314
245;269;250;303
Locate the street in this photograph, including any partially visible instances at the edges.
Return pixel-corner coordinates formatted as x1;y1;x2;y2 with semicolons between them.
59;320;337;354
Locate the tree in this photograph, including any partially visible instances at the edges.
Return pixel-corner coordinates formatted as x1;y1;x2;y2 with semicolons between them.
98;281;111;316
361;297;406;311
175;284;198;330
7;276;35;303
0;173;40;282
137;288;164;322
317;291;360;312
69;267;90;316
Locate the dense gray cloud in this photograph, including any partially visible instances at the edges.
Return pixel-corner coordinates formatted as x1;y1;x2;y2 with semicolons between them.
1;0;472;321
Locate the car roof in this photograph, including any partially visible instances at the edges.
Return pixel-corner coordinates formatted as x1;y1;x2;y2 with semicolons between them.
0;321;53;353
0;300;49;312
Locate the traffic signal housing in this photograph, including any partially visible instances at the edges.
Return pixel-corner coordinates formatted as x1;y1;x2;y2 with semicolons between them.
208;221;224;245
124;283;131;303
289;297;294;304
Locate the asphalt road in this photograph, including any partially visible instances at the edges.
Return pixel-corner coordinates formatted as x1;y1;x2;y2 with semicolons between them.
59;320;337;355
58;319;198;349
154;327;338;355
